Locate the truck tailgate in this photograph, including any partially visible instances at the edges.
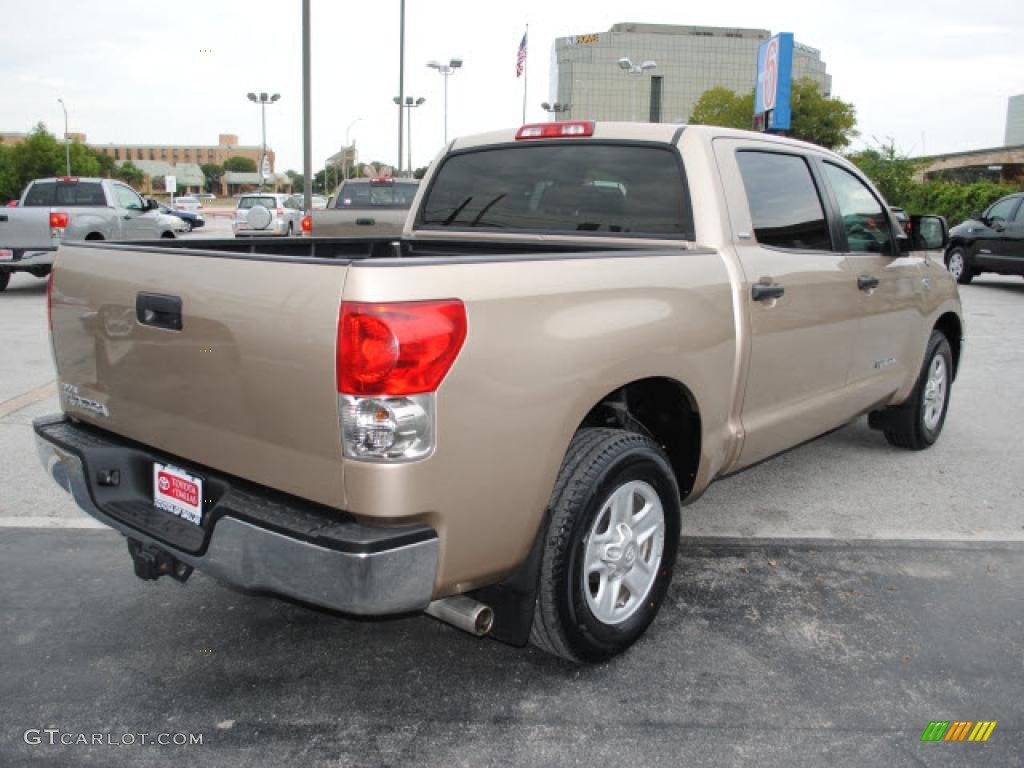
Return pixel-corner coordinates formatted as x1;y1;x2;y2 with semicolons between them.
0;208;53;250
50;243;349;509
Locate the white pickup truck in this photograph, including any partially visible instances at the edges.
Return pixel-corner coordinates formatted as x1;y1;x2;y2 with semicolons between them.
35;122;962;661
0;177;181;292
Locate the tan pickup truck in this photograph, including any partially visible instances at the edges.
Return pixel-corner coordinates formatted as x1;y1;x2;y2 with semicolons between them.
35;122;962;662
308;177;419;237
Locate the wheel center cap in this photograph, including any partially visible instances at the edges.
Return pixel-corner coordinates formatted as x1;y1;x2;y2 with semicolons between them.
602;523;637;571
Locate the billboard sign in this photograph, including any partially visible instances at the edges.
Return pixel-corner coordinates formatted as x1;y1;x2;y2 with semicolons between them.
754;32;794;131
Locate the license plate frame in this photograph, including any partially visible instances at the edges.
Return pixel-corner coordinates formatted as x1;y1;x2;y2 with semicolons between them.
153;463;203;526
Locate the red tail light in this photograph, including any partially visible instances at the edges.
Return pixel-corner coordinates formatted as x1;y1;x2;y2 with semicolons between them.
516;121;595;140
49;212;69;229
301;215;312;232
5;200;16;207
47;269;55;330
338;300;467;396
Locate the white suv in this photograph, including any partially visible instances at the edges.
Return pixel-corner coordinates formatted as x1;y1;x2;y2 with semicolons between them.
233;193;303;237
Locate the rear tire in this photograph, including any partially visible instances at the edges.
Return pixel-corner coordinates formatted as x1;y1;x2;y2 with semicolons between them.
530;428;681;663
0;271;9;292
286;222;294;237
873;330;953;450
945;246;973;284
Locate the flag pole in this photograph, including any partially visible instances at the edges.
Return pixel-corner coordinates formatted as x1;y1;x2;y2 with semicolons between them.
522;24;528;123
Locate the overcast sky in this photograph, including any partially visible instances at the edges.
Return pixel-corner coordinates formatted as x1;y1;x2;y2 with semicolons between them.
2;0;1021;174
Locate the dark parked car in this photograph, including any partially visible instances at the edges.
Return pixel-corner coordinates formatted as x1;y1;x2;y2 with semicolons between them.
156;201;205;232
945;193;1024;284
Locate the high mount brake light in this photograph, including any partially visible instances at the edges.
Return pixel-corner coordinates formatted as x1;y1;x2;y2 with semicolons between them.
370;177;395;184
57;177;79;183
515;121;595;140
337;300;467;396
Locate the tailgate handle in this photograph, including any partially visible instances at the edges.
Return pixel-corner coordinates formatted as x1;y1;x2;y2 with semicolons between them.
136;292;183;331
356;218;376;226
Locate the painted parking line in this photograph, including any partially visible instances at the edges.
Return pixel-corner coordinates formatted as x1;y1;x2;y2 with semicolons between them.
0;381;56;419
0;516;105;529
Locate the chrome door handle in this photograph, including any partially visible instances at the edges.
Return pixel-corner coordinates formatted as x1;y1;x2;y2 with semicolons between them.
752;282;785;302
857;275;880;291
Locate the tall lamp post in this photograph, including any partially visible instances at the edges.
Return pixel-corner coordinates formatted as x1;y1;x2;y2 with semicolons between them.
246;91;280;191
616;58;656;122
342;117;363;185
393;96;425;178
57;98;70;176
426;58;462;144
540;102;572;122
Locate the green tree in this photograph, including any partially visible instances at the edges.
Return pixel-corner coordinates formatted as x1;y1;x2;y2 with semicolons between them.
116;161;145;187
787;78;857;151
689;77;858;150
688;86;754;129
413;166;429;180
200;163;224;192
223;156;257;173
846;141;924;207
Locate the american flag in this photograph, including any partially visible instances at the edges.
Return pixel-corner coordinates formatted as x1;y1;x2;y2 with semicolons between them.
515;31;528;78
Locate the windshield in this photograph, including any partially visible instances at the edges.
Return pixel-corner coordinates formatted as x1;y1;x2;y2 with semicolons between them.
238;196;278;209
419;143;693;238
334;182;418;209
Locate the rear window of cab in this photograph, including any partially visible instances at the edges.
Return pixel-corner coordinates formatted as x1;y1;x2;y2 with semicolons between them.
419;143;694;239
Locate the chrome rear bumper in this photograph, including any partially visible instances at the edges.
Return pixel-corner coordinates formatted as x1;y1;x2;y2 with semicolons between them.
34;416;438;616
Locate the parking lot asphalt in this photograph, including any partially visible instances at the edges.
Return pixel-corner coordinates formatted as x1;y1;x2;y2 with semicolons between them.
0;531;1019;767
1;260;1022;767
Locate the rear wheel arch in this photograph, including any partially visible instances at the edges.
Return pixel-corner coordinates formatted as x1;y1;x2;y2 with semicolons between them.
83;232;105;241
577;376;702;499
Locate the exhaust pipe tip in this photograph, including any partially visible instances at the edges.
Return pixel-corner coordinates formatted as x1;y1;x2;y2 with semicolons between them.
425;595;494;637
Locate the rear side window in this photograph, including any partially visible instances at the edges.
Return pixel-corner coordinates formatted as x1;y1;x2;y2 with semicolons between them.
335;182;418;209
238;196;278;209
736;151;832;251
419;144;693;238
23;181;106;207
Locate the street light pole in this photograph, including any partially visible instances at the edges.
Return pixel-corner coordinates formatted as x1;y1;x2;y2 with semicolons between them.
398;0;406;176
247;91;281;191
616;58;656;122
57;98;70;175
540;102;572;122
426;58;462;144
343;117;363;184
394;97;425;178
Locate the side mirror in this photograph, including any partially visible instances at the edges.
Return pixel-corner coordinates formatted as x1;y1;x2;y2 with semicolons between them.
146;199;159;211
910;214;948;251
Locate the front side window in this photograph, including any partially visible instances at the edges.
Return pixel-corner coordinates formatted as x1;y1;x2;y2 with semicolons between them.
114;185;144;210
823;163;893;254
736;151;831;251
987;196;1019;223
419;144;693;238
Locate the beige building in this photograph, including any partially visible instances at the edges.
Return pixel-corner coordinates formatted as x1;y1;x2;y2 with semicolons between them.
549;23;830;125
93;134;274;173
